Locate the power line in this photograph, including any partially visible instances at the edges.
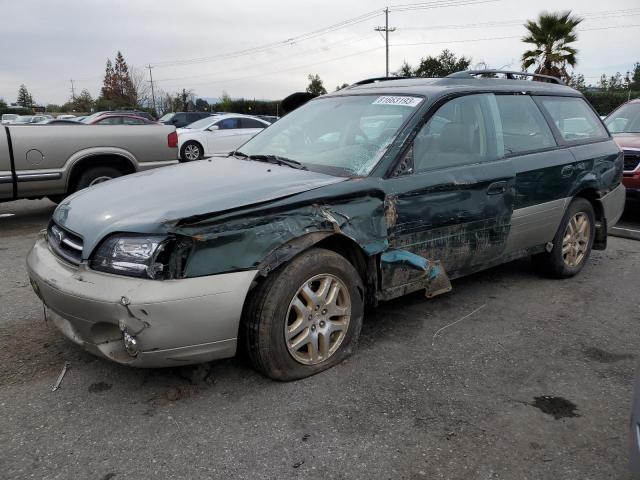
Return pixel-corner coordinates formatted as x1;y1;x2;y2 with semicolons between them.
149;0;497;69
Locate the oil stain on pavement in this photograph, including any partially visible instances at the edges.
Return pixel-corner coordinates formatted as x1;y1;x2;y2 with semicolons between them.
532;396;580;420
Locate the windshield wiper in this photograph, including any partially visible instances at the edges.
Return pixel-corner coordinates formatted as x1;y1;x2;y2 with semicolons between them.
230;151;307;170
250;154;307;170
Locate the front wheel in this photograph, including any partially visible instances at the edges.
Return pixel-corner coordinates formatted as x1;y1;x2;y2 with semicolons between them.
243;248;364;381
180;141;203;161
533;197;595;278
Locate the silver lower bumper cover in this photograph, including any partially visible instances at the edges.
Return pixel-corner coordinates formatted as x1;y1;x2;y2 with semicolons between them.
600;183;626;228
27;236;257;367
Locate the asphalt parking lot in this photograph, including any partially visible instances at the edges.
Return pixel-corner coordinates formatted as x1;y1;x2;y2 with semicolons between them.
1;198;639;479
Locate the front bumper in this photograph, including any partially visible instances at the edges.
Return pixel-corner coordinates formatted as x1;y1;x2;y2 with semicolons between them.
26;236;257;367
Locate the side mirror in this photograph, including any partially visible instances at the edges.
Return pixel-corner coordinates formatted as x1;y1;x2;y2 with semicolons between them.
207;125;219;131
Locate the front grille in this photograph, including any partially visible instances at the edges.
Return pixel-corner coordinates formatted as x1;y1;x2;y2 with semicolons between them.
624;151;640;172
47;222;84;265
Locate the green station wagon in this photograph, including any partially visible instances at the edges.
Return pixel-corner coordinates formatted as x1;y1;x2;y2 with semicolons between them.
27;70;625;380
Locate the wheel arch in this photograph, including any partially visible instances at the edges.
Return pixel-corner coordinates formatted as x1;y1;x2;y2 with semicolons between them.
572;187;607;250
253;232;375;304
66;154;135;192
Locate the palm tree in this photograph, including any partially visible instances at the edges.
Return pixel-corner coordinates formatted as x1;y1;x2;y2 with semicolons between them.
521;11;583;81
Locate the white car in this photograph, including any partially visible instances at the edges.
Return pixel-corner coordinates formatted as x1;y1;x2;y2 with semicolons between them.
177;114;270;161
1;113;18;124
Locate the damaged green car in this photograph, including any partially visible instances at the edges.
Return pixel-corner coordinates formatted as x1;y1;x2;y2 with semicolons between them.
27;71;625;380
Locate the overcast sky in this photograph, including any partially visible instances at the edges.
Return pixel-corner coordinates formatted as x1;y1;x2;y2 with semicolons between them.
1;0;638;105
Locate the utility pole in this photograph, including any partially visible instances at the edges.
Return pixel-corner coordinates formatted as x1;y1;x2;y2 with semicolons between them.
146;65;157;114
374;8;396;77
70;79;76;102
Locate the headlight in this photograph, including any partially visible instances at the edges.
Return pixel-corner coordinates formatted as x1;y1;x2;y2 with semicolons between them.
91;234;192;279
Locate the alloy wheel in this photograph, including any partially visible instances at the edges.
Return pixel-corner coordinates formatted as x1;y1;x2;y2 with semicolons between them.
88;176;113;186
184;144;201;161
562;212;590;267
284;274;351;365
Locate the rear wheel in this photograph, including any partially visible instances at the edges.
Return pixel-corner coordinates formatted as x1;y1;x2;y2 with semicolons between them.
243;248;364;381
533;197;595;278
75;166;123;191
180;141;203;161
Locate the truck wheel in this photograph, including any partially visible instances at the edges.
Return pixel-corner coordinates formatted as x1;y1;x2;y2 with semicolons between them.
75;166;123;192
243;248;364;381
180;141;203;161
533;198;595;278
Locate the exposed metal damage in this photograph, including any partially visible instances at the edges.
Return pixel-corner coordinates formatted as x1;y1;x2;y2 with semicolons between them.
165;189;453;303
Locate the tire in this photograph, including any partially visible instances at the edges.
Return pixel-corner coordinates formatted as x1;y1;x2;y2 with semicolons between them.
47;195;66;204
180;141;203;161
532;197;595;278
75;166;123;192
242;248;364;381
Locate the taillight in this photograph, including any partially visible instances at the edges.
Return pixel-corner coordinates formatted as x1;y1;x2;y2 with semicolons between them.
168;131;178;148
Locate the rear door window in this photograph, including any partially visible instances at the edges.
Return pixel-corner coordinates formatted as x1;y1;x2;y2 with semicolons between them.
495;95;556;154
240;118;266;129
412;93;503;172
537;96;608;143
216;118;240;129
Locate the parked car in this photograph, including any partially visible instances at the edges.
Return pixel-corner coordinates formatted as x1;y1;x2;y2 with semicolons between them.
82;113;157;125
1;113;19;124
13;115;51;124
0;123;178;203
257;115;279;124
26;71;625;381
40;119;87;125
604;99;640;197
177;114;270;160
56;114;77;120
159;111;215;128
85;110;156;122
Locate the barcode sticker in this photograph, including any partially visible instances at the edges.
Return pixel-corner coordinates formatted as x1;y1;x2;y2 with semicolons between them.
372;96;423;107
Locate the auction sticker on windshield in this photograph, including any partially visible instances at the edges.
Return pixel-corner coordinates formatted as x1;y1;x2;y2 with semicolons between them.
372;96;423;107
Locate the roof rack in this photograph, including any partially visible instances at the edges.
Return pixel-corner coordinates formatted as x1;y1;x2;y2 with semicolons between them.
447;70;564;85
347;76;412;88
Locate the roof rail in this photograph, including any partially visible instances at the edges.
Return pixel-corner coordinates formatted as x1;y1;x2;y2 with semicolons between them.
447;70;564;85
347;76;411;88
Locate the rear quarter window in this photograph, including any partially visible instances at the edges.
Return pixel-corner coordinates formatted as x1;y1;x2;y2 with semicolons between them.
537;96;608;143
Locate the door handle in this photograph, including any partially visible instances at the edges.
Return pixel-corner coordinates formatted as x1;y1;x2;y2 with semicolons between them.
487;181;507;195
561;165;574;178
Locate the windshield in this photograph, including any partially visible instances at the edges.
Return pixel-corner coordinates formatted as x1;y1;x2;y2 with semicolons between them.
14;116;33;123
605;102;640;133
183;117;216;129
159;113;174;122
237;94;423;176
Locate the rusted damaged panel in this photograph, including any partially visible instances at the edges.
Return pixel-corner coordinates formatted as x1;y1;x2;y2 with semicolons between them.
378;249;451;301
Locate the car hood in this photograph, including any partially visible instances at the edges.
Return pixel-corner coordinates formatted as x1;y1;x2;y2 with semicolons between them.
53;158;348;257
612;133;640;150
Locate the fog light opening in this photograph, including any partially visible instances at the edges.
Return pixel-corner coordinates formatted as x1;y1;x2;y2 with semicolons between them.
122;330;139;357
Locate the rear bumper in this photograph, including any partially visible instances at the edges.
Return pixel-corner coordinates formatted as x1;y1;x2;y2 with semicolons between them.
631;367;640;479
600;183;626;227
26;236;257;367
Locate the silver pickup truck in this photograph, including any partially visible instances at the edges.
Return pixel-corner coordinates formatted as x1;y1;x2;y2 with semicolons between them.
0;124;179;203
